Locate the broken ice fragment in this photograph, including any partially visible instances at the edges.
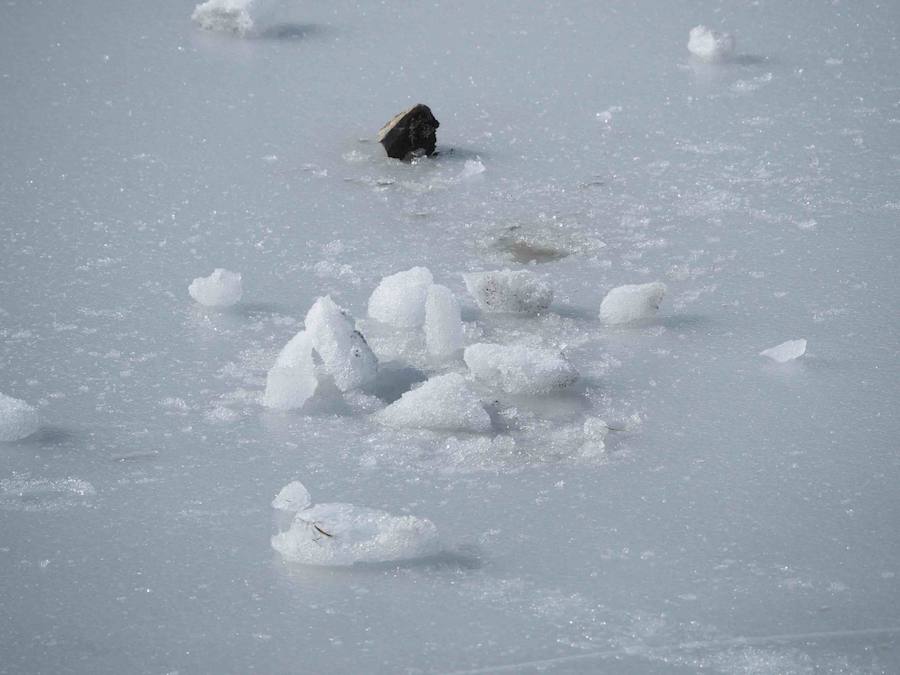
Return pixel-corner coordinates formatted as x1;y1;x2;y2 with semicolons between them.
376;373;491;433
464;343;578;395
367;267;434;328
188;268;243;307
687;25;736;62
760;339;807;363
599;282;666;325
0;393;40;442
463;269;553;315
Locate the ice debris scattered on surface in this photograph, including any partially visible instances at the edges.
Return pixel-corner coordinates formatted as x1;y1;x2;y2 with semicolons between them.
367;267;434;328
760;339;807;363
376;373;491;433
424;284;464;358
687;25;736;62
271;481;312;512
464;269;553;314
464;343;579;395
188;268;243;307
600;282;667;325
263;331;318;410
270;481;440;566
305;296;378;392
191;0;278;36
0;393;40;442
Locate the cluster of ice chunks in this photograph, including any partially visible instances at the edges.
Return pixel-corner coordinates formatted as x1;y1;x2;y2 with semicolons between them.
463;269;553;315
263;296;378;410
687;25;736;62
271;481;440;566
464;343;578;395
599;282;667;325
0;393;40;442
188;268;243;307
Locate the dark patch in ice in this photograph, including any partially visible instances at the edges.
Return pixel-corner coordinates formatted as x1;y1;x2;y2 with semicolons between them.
368;363;428;404
14;425;76;446
258;23;325;40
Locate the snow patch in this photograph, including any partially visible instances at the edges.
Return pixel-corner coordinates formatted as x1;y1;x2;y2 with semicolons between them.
188;268;243;307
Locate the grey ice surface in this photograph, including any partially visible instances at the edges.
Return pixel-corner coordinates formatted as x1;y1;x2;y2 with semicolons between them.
1;0;899;673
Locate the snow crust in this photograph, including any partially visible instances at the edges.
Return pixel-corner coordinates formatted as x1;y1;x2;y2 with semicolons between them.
0;394;40;442
188;268;243;307
600;282;667;324
376;373;491;433
463;269;553;314
760;339;807;363
464;343;578;395
424;284;464;357
305;296;377;392
270;482;440;566
687;25;736;62
367;267;434;328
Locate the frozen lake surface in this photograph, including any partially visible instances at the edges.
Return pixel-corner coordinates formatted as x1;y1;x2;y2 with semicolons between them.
2;0;899;672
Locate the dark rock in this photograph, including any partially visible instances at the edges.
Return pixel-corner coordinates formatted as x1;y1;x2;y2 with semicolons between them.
377;104;440;160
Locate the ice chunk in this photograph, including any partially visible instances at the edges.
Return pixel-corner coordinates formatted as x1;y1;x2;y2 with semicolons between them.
464;343;578;395
271;502;440;566
263;330;318;410
424;284;464;357
305;296;378;391
271;481;312;512
463;269;553;314
367;267;434;328
191;0;280;36
376;373;491;433
760;339;807;363
188;268;243;307
599;282;667;324
687;25;736;62
458;158;486;179
273;330;314;369
0;393;40;442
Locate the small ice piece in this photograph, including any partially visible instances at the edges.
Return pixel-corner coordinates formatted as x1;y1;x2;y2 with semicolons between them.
687;25;736;62
0;393;40;442
367;267;434;328
425;284;464;357
463;269;553;314
263;330;318;410
271;502;440;566
273;330;315;370
464;343;578;395
271;481;312;512
376;373;491;433
191;0;278;36
188;268;243;307
599;282;667;325
458;158;486;179
305;296;378;391
760;339;807;363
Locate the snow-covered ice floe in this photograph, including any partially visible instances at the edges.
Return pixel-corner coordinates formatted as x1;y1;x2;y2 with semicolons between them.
464;343;578;395
191;0;279;37
270;482;440;566
687;25;736;62
367;267;433;328
463;269;553;314
188;268;243;307
600;282;667;325
0;393;40;442
305;296;378;392
760;339;807;363
424;284;464;357
376;373;491;433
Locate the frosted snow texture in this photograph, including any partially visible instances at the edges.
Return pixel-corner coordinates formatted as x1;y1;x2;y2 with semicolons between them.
599;282;667;325
687;25;736;62
367;267;434;327
463;269;553;314
424;284;464;357
271;481;312;512
305;296;377;391
190;0;279;36
0;394;40;442
760;339;807;363
464;343;579;395
376;373;491;433
188;268;243;307
271;501;440;566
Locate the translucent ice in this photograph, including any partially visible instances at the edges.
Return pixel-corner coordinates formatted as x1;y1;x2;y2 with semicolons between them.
271;501;440;566
271;481;312;512
191;0;280;36
463;269;553;314
188;268;243;307
305;296;378;391
687;25;736;62
599;282;667;324
376;373;491;433
760;339;807;363
367;267;434;328
424;284;464;357
464;343;579;395
0;393;40;442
